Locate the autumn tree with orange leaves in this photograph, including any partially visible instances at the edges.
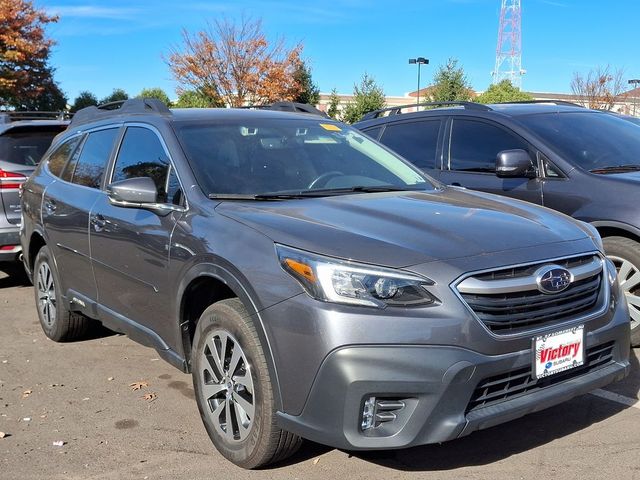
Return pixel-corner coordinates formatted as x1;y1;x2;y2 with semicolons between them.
166;17;303;107
570;65;626;111
0;0;66;110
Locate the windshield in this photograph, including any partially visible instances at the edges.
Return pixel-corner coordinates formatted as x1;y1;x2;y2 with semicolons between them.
174;118;433;196
0;128;62;166
518;112;640;172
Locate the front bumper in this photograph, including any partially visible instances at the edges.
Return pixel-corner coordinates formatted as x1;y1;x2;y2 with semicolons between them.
0;228;21;262
276;320;630;450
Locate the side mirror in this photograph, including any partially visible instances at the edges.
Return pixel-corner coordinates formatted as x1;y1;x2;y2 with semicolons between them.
107;177;158;205
495;149;535;178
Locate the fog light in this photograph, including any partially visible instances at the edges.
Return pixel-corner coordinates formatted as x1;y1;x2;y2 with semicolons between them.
361;396;376;430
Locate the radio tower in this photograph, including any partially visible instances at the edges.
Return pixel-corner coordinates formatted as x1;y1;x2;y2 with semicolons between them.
493;0;524;89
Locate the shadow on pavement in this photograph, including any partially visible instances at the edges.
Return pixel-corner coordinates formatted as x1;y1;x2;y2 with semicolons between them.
0;262;31;289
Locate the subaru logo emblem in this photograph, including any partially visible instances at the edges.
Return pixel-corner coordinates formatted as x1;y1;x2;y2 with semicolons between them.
535;265;573;294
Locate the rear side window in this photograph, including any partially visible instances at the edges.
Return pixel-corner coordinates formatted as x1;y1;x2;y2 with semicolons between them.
47;136;81;178
380;120;441;169
69;128;118;189
449;119;528;172
0;127;64;166
112;127;178;204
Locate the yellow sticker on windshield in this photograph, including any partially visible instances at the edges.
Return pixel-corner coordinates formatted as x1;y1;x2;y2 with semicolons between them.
319;123;341;131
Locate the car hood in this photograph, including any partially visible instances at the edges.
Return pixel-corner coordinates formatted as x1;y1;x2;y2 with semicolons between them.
215;187;592;268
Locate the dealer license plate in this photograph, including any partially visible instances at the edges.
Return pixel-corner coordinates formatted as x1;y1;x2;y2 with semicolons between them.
533;325;585;379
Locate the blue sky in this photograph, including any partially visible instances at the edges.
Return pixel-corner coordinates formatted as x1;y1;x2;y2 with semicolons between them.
39;0;640;102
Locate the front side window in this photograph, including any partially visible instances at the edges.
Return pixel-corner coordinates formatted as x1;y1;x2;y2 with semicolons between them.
449;119;529;172
380;120;441;169
112;126;178;203
47;136;81;178
174;119;432;197
70;128;118;189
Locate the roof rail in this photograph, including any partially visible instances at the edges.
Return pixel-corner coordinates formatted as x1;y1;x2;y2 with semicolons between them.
361;101;492;121
0;111;71;123
241;101;328;117
495;100;584;108
70;98;171;127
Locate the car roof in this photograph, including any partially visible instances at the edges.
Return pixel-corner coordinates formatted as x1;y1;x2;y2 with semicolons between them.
354;102;595;128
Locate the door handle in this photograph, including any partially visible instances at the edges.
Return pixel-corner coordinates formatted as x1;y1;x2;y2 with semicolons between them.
91;214;106;232
44;199;57;214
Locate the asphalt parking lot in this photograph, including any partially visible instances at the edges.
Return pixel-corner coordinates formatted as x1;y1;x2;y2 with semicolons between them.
0;264;638;480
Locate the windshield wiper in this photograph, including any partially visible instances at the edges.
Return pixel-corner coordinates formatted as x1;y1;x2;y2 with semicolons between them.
589;164;640;174
208;185;427;201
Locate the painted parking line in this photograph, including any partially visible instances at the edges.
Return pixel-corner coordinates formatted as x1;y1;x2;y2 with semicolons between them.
590;389;640;410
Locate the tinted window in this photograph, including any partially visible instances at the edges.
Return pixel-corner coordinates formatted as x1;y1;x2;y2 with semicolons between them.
47;136;81;178
362;126;382;140
518;112;640;171
380;120;440;169
112;127;176;203
449;120;528;172
70;128;118;188
0;127;64;166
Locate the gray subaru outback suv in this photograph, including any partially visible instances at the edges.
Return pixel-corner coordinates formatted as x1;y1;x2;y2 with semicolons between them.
0;112;68;265
21;99;630;468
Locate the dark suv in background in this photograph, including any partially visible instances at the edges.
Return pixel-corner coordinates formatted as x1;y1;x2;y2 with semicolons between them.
355;101;640;346
0;111;69;266
20;99;630;468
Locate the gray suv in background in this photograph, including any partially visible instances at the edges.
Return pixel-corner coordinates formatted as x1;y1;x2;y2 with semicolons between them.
21;100;630;468
355;101;640;345
0;111;68;265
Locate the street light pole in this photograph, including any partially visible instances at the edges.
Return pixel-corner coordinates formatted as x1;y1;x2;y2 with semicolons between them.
409;57;429;108
628;79;640;116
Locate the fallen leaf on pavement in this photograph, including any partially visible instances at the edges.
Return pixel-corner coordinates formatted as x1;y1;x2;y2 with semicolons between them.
313;457;320;465
22;390;32;398
129;381;149;391
141;392;157;402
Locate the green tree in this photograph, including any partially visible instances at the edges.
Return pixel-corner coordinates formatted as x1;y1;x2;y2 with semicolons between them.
342;73;385;124
292;61;320;105
70;90;98;112
137;87;172;106
174;89;222;108
430;58;473;102
475;79;533;104
327;88;340;119
100;88;128;105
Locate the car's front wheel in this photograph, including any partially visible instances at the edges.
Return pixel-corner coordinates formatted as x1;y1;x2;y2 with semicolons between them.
191;298;301;468
603;236;640;347
33;245;91;342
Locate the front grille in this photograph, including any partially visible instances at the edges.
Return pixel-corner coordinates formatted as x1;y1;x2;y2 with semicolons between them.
457;255;604;335
466;341;615;413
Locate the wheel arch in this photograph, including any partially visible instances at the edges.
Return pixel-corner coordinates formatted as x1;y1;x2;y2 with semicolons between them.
176;261;283;410
591;221;640;244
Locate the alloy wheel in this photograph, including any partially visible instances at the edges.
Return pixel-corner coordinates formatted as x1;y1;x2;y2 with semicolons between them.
609;254;640;331
199;330;255;442
36;261;56;328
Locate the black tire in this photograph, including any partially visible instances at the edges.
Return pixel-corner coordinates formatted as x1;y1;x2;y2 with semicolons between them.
603;236;640;347
33;245;91;342
191;298;301;469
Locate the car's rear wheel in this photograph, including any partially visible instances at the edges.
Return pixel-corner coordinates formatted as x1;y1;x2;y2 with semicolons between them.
191;298;301;468
33;245;91;342
603;236;640;347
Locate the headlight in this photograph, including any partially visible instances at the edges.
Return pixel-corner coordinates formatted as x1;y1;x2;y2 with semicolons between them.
276;244;437;308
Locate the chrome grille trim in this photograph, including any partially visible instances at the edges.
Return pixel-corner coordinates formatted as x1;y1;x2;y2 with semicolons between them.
457;256;603;295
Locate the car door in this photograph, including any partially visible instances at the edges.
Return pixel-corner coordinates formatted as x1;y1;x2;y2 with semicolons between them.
42;127;120;304
89;125;184;345
439;117;543;204
376;118;444;180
